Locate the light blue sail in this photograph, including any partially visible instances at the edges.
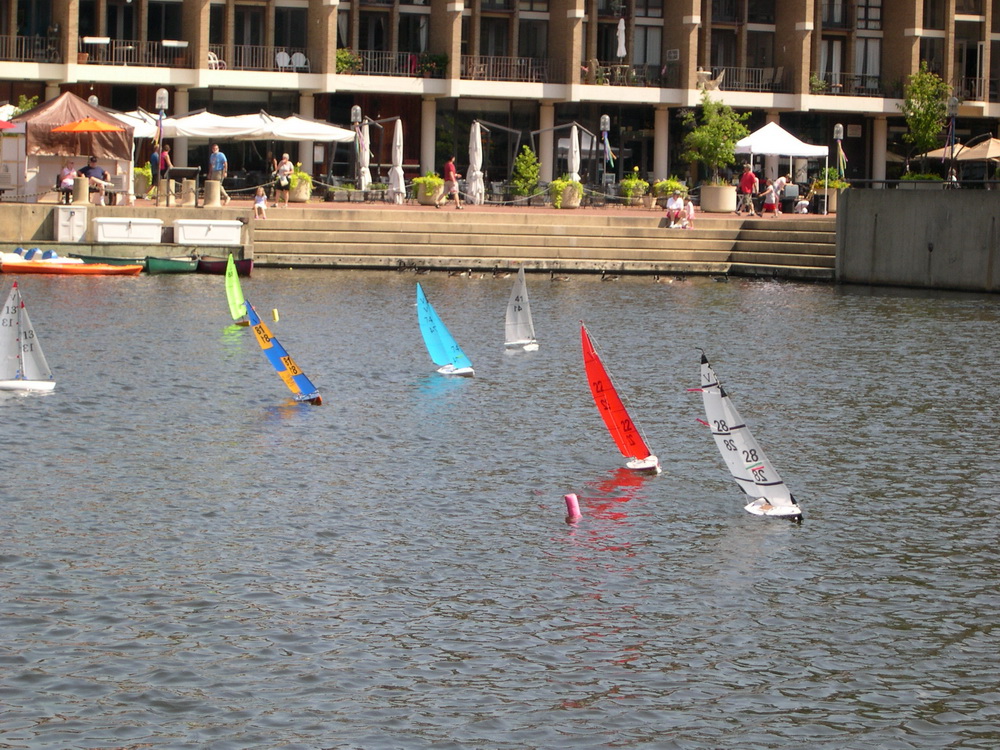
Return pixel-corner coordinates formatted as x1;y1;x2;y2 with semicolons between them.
416;283;474;376
245;298;322;404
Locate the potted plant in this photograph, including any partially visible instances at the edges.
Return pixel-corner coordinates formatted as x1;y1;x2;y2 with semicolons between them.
412;172;444;205
134;161;153;196
809;73;828;94
336;48;362;74
549;175;583;209
810;167;850;212
619;166;649;205
418;53;448;78
509;146;540;201
898;171;943;190
679;91;750;212
288;163;313;202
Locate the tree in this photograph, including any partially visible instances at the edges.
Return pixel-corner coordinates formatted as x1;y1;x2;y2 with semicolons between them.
679;91;750;184
509;145;540;196
898;61;951;171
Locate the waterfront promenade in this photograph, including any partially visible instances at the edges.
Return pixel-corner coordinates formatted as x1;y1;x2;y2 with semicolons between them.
0;192;838;280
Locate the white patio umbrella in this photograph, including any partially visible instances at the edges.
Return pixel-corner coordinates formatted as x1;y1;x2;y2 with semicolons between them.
387;118;405;204
568;123;581;183
467;121;485;205
358;120;372;190
616;18;626;59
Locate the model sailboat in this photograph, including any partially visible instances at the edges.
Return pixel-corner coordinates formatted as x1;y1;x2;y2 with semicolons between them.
0;282;55;392
416;282;475;376
693;352;802;520
245;298;322;405
581;323;660;474
225;253;249;326
504;267;538;351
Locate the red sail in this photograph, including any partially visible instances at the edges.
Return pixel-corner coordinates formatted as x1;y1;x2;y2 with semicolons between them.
581;324;652;461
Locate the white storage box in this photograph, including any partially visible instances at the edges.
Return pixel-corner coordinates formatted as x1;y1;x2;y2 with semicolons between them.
93;217;163;244
173;219;243;246
56;205;87;243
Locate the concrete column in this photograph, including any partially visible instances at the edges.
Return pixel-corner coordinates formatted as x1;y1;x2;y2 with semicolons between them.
72;176;89;204
764;111;780;181
871;116;888;188
653;107;669;181
45;83;61;100
204;180;221;207
173;89;190;168
298;93;316;174
539;103;555;183
420;97;437;175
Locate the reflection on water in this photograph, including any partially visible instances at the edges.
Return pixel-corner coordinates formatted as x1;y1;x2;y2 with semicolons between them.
2;271;999;748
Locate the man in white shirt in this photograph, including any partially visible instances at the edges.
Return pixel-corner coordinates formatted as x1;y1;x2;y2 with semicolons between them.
665;190;685;227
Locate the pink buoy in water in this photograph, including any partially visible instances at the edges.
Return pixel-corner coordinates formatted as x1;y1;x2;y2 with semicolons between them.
564;493;582;523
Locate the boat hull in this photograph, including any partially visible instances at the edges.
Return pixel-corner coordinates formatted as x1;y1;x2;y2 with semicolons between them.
504;339;539;351
626;455;662;474
744;498;803;520
1;260;143;275
69;254;147;268
198;257;253;276
436;364;475;377
0;379;56;392
146;256;199;274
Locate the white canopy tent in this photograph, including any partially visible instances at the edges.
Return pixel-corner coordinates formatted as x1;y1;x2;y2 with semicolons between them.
735;121;829;211
736;122;828;178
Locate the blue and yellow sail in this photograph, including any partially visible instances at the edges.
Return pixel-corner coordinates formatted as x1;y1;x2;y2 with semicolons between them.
245;298;322;405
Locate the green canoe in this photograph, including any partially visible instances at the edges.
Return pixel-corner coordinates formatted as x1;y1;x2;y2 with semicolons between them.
145;256;199;274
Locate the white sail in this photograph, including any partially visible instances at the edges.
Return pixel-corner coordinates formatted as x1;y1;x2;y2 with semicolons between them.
0;283;55;392
699;354;799;518
504;267;538;350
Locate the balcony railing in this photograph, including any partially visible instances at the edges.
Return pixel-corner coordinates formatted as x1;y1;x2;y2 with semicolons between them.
78;38;189;67
713;66;789;92
1;34;61;63
958;76;988;101
461;55;550;82
210;44;311;71
816;71;884;97
588;60;679;88
356;50;422;76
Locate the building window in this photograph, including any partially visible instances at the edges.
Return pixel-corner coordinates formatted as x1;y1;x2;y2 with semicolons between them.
747;0;774;25
399;14;428;53
518;0;548;10
856;0;881;30
518;19;547;58
275;8;307;49
481;17;510;56
635;0;662;20
710;28;737;67
746;30;773;67
209;5;224;45
148;2;183;42
923;0;945;30
633;25;661;65
919;37;945;74
359;11;388;50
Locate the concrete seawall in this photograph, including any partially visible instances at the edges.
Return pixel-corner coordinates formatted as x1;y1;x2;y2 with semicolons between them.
0;200;837;280
837;190;1000;293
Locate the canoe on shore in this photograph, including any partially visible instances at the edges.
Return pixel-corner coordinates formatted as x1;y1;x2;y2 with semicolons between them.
198;256;253;277
1;259;143;275
146;256;199;274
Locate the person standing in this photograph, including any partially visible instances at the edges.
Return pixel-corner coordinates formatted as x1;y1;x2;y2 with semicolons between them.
435;155;462;209
758;178;779;217
736;163;759;216
274;153;293;208
209;143;230;205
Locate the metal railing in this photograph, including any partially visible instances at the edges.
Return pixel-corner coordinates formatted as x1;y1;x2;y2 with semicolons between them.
210;44;311;72
356;50;422;76
815;71;884;97
461;55;550;82
1;35;61;63
712;66;788;92
78;38;189;67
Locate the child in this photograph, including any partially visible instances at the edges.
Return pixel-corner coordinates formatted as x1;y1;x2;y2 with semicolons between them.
253;186;267;219
758;178;779;217
681;196;695;229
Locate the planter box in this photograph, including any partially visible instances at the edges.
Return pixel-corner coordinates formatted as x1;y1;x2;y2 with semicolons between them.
93;217;163;244
173;219;242;246
700;184;737;213
289;182;312;203
558;186;581;209
415;186;444;205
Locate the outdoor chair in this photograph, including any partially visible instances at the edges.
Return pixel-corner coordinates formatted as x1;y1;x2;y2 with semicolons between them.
207;51;226;70
291;52;310;72
275;51;291;71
